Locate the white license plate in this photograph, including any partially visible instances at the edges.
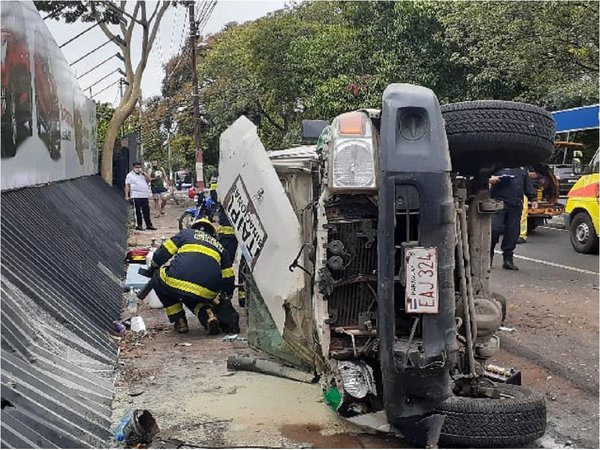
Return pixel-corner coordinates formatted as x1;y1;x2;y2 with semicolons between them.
405;247;438;314
568;179;578;183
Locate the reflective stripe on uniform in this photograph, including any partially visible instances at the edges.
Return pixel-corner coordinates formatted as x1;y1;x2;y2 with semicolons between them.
160;268;217;299
178;244;221;264
165;302;184;316
206;308;217;321
221;267;234;278
163;239;178;255
238;290;246;299
219;225;235;235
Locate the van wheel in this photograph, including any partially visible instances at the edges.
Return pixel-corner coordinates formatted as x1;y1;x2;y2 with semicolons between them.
570;212;599;254
437;384;546;448
440;101;555;175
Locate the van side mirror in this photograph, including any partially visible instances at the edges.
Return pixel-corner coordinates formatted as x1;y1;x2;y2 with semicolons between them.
572;158;582;174
302;119;329;142
573;150;583;158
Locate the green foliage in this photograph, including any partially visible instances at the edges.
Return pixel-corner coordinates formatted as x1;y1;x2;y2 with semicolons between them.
144;0;599;173
95;101;115;150
34;1;122;23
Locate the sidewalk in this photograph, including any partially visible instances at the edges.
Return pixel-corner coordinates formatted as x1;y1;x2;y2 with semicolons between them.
111;196;388;448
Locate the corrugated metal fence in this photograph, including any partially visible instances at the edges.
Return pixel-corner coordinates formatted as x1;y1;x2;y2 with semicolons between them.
1;175;128;448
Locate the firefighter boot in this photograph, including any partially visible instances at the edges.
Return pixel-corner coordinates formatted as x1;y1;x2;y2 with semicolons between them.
502;253;519;271
206;308;220;335
174;317;189;333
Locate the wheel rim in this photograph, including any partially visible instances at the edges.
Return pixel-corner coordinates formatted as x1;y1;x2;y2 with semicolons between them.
575;222;590;243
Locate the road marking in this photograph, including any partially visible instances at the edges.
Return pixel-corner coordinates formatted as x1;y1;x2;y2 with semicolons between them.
539;226;568;232
494;250;598;275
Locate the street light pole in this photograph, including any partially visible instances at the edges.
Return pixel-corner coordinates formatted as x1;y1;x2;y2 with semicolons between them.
188;0;204;190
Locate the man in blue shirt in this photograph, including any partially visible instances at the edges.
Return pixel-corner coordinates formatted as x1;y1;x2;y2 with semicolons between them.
489;167;538;270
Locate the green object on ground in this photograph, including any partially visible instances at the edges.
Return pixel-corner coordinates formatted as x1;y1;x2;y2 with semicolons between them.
323;386;341;411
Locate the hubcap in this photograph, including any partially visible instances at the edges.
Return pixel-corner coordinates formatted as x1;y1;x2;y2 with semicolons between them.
575;222;590;243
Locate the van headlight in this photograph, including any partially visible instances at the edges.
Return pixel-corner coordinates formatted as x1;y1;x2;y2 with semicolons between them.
330;112;377;191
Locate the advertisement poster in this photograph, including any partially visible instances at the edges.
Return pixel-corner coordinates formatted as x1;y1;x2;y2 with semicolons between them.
1;1;97;190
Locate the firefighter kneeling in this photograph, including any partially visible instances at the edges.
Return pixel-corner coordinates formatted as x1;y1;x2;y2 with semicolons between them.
149;217;240;334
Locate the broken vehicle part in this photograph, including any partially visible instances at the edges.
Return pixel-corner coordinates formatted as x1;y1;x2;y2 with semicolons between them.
226;355;316;384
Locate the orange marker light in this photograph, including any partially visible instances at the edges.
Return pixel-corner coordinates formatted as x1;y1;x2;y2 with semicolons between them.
337;112;366;136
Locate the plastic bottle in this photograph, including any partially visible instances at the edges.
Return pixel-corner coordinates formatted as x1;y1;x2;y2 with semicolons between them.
114;409;134;443
127;287;138;314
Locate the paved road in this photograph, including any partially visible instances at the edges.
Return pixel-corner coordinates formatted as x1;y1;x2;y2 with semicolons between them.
516;225;598;274
490;224;599;448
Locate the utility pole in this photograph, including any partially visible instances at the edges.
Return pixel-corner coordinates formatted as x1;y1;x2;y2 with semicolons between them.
188;1;204;190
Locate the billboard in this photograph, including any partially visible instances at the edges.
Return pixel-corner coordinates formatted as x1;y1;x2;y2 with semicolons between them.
1;1;98;191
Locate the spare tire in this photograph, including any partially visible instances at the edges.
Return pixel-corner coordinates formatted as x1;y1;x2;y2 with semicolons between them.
437;384;546;448
441;101;555;175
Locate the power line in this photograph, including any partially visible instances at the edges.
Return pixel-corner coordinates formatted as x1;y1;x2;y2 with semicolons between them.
59;21;100;48
77;53;122;79
91;79;121;99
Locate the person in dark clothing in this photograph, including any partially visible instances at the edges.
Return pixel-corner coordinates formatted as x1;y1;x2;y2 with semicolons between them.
209;180;243;305
148;217;239;334
489;167;538;270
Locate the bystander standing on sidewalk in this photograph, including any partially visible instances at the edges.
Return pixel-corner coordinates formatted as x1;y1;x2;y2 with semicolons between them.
148;158;170;217
125;161;157;231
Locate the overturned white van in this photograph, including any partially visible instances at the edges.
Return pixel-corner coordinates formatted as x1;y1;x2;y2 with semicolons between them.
217;84;554;447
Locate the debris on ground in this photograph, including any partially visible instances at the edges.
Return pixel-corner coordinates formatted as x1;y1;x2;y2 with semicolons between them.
227;354;316;383
221;334;247;342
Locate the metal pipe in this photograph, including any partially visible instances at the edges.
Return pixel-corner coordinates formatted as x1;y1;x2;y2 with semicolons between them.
455;200;477;375
458;205;478;341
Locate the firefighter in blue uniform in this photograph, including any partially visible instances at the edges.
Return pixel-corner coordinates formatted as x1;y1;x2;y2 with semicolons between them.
149;217;240;334
209;180;246;306
489;167;538;270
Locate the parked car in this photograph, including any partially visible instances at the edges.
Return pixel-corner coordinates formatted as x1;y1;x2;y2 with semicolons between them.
217;85;555;448
565;149;599;254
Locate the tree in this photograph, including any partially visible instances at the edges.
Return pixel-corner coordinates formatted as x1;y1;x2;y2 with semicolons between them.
35;0;173;184
438;1;599;107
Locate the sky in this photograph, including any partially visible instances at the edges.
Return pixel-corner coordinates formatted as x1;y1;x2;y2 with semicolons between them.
43;1;289;106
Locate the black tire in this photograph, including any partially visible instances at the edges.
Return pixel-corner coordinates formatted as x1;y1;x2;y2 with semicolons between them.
570;212;599;254
178;212;194;230
441;101;555;175
437;384;546;448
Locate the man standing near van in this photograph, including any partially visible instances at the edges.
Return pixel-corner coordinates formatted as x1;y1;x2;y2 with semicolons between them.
489;167;537;270
125;161;157;231
148;158;169;217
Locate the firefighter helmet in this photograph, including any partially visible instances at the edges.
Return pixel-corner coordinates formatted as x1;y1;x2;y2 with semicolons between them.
190;217;216;235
